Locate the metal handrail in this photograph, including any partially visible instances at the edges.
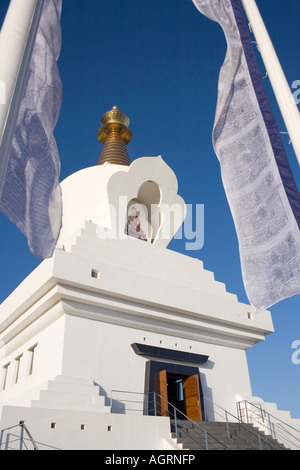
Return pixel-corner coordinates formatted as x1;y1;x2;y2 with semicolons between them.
237;400;300;436
0;422;38;451
110;389;226;450
237;400;300;450
149;391;227;450
204;396;286;450
110;389;288;450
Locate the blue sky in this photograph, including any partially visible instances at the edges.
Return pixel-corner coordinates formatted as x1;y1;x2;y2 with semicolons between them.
0;0;299;418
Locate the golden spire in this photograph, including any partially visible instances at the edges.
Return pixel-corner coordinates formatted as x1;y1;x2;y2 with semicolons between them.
97;106;132;166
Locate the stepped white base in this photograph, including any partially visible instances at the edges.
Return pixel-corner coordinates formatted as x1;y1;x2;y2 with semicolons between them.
241;396;300;450
0;405;177;450
30;375;111;413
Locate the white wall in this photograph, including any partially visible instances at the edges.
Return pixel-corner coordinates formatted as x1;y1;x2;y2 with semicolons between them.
0;405;177;450
60;314;253;417
0;314;66;407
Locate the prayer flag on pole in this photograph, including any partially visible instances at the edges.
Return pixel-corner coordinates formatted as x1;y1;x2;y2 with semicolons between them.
192;0;300;310
0;0;63;258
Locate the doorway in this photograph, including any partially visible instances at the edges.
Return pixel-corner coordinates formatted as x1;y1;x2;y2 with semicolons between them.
155;370;202;421
167;373;186;418
146;361;203;421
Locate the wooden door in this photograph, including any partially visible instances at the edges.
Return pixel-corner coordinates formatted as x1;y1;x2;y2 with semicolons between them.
183;374;202;421
155;370;169;417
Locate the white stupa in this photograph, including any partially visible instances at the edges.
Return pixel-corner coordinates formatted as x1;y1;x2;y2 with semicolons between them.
0;106;298;451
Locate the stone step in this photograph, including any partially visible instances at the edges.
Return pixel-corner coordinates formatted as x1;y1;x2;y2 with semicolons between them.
170;420;289;450
46;379;102;396
172;432;261;450
30;399;110;413
36;389;106;406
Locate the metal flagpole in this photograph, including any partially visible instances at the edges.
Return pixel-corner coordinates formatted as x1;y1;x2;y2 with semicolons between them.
241;0;300;167
0;0;45;197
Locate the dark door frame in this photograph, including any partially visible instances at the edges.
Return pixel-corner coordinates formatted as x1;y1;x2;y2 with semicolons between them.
144;360;205;419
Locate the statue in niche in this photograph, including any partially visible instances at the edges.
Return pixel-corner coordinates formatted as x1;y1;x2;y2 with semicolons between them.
125;205;148;241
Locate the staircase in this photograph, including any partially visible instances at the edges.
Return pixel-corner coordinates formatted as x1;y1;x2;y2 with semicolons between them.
171;420;289;450
110;391;295;450
30;376;110;412
237;399;300;450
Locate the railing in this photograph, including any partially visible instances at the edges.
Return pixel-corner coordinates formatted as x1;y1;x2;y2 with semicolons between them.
111;389;226;450
0;421;38;451
204;396;286;450
237;400;300;450
110;390;285;450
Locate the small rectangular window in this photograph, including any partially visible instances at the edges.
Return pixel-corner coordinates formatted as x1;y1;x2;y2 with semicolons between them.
27;344;38;376
91;269;100;279
13;355;23;384
1;363;10;391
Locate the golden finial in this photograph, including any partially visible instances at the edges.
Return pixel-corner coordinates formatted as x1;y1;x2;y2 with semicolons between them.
97;106;132;166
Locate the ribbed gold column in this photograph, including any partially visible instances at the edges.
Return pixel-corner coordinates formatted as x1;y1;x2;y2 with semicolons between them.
97;106;132;166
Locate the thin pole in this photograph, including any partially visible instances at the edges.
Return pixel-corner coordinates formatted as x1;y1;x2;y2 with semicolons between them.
19;423;24;450
241;0;300;167
174;408;178;437
0;0;45;197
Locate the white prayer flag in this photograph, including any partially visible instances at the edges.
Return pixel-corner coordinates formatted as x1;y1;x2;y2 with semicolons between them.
192;0;300;310
0;0;63;258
